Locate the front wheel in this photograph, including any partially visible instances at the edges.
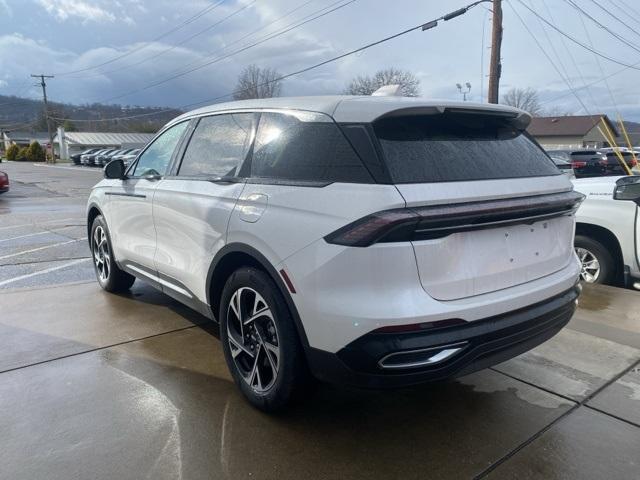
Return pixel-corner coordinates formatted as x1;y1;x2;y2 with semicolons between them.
219;267;309;412
90;215;135;292
574;235;615;285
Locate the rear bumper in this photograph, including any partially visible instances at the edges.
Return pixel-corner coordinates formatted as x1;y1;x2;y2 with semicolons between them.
306;285;580;388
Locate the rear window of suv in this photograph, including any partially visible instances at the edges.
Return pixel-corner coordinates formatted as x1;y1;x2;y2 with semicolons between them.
250;112;373;184
373;113;559;183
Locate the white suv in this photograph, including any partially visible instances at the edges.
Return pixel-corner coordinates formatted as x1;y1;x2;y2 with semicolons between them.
87;96;583;411
572;175;640;286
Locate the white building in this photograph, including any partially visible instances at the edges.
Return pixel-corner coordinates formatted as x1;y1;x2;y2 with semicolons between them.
53;130;155;160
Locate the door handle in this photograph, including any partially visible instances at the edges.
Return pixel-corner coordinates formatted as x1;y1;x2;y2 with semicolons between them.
142;174;162;181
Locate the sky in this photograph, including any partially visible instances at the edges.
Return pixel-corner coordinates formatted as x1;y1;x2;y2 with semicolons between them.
0;0;639;120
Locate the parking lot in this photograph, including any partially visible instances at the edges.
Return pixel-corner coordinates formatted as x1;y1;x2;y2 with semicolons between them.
1;161;640;479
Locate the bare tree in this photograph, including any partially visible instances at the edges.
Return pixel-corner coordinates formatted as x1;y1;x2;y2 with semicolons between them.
233;64;283;100
501;87;542;116
344;67;420;97
541;105;574;117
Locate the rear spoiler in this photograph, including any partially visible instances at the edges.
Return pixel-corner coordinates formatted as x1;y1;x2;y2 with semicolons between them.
375;106;532;130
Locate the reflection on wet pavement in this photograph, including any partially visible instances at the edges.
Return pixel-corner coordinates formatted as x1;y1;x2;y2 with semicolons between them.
0;327;574;480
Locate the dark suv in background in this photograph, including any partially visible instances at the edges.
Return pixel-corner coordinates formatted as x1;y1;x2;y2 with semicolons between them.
600;149;638;175
546;150;606;177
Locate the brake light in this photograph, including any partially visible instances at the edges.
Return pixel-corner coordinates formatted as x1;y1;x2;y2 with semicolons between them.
324;191;585;247
572;161;587;168
324;209;420;247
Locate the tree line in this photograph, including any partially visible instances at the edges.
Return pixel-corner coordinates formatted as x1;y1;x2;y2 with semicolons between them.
233;64;567;117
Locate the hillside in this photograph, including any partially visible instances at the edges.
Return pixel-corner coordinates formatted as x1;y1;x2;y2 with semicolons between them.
0;95;183;133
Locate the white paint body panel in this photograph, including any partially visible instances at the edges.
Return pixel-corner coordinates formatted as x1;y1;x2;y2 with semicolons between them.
109;178;159;272
87;96;581;356
396;176;576;301
572;176;640;278
152;178;246;302
281;238;580;353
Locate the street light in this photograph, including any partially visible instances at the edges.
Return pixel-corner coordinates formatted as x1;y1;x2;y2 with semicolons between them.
457;82;472;101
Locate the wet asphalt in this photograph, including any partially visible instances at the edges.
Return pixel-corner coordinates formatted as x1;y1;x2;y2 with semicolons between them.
0;161;99;289
1;162;639;479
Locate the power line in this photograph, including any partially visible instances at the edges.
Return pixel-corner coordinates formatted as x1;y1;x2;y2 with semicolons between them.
68;0;260;79
538;0;600;110
583;0;640;42
94;0;357;104
576;2;619;115
51;0;490;123
508;1;591;114
514;0;640;71
53;0;228;76
615;0;640;18
563;0;640;55
151;0;344;82
540;58;640;105
528;0;574;91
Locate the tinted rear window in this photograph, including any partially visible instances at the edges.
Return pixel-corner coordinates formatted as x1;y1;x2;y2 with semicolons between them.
251;112;373;183
374;114;559;183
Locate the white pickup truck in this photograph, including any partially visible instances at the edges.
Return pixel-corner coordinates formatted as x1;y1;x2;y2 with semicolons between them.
572;176;640;287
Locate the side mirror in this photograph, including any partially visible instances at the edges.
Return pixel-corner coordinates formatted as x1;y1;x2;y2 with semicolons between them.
104;159;125;179
613;176;640;205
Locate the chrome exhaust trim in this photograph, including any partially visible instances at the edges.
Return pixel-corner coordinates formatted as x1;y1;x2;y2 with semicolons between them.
378;342;468;370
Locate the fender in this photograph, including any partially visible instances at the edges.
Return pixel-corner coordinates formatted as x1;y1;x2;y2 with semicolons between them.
206;243;310;348
86;202;103;242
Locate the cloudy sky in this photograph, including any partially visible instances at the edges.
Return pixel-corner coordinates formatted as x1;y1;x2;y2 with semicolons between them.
1;0;639;119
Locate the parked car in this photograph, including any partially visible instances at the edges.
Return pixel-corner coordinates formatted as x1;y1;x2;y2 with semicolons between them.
119;149;141;167
81;148;110;166
71;148;101;165
109;148;136;162
0;170;9;193
95;149;123;168
548;154;575;179
572;175;640;286
546;149;606;177
87;96;582;411
599;149;638;175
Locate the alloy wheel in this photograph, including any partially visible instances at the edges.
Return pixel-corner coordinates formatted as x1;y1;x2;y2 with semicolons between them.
92;225;110;282
576;247;600;283
227;287;280;393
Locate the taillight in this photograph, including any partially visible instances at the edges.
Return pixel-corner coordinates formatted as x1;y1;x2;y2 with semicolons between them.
572;161;587;168
323;209;420;247
324;191;585;247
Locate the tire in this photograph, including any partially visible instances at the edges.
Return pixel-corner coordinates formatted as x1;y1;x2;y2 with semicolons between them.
574;234;615;285
90;215;135;292
219;267;309;412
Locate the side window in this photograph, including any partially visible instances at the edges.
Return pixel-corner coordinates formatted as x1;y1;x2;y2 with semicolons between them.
250;112;372;183
178;113;256;177
132;121;188;177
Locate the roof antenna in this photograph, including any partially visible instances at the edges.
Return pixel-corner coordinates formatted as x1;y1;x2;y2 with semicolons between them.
371;85;403;97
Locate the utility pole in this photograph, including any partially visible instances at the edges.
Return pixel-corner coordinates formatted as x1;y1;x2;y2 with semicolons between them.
487;0;502;104
31;74;55;163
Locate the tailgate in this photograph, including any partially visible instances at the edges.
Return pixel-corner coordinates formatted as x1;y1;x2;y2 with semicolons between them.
395;177;580;301
411;215;574;300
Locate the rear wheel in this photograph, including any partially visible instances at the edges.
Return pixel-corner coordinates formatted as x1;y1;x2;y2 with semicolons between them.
91;215;135;292
574;235;615;285
220;267;309;412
